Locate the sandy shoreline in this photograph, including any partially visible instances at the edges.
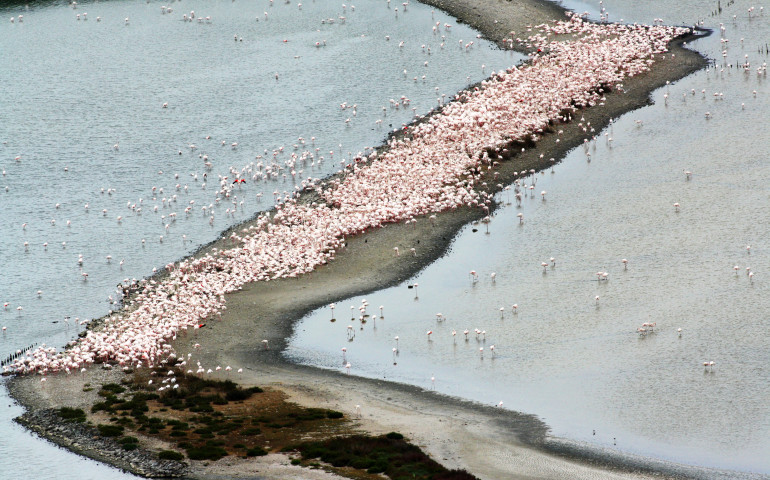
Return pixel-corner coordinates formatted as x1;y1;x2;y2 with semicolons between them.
8;0;713;479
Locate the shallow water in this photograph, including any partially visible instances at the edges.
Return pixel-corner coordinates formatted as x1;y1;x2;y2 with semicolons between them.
3;0;769;476
0;0;518;477
288;0;770;475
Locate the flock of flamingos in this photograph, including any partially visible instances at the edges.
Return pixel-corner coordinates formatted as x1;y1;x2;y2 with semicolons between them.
6;14;691;377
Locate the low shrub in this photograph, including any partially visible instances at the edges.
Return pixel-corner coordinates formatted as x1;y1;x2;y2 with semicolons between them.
58;407;86;423
295;434;478;480
119;436;138;445
185;445;228;461
97;424;124;437
119;436;139;450
100;383;126;394
158;450;184;461
246;446;268;457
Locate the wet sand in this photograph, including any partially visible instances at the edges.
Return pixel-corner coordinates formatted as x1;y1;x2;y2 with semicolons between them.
9;0;710;478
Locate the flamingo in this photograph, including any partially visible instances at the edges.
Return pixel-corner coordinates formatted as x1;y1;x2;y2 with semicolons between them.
4;15;696;379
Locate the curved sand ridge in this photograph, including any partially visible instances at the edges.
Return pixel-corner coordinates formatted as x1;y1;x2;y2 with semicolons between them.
7;14;691;376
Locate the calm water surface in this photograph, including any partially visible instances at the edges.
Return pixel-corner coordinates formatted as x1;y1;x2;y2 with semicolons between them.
2;0;769;476
0;0;518;477
289;0;770;476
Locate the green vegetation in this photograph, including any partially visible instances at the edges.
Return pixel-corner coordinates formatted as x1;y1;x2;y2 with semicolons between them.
119;436;139;451
186;442;228;461
92;390;157;417
246;446;268;457
97;424;124;437
158;450;184;461
100;383;126;394
57;407;87;423
153;376;261;412
86;367;469;479
93;368;346;464
293;434;479;480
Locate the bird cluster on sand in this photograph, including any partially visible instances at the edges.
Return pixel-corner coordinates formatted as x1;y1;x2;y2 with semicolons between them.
6;14;690;375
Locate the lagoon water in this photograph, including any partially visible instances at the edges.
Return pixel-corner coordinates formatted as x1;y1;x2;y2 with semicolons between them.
1;0;769;477
289;0;770;477
0;0;518;477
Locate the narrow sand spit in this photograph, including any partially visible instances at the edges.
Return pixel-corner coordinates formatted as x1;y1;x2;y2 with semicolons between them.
9;0;709;478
